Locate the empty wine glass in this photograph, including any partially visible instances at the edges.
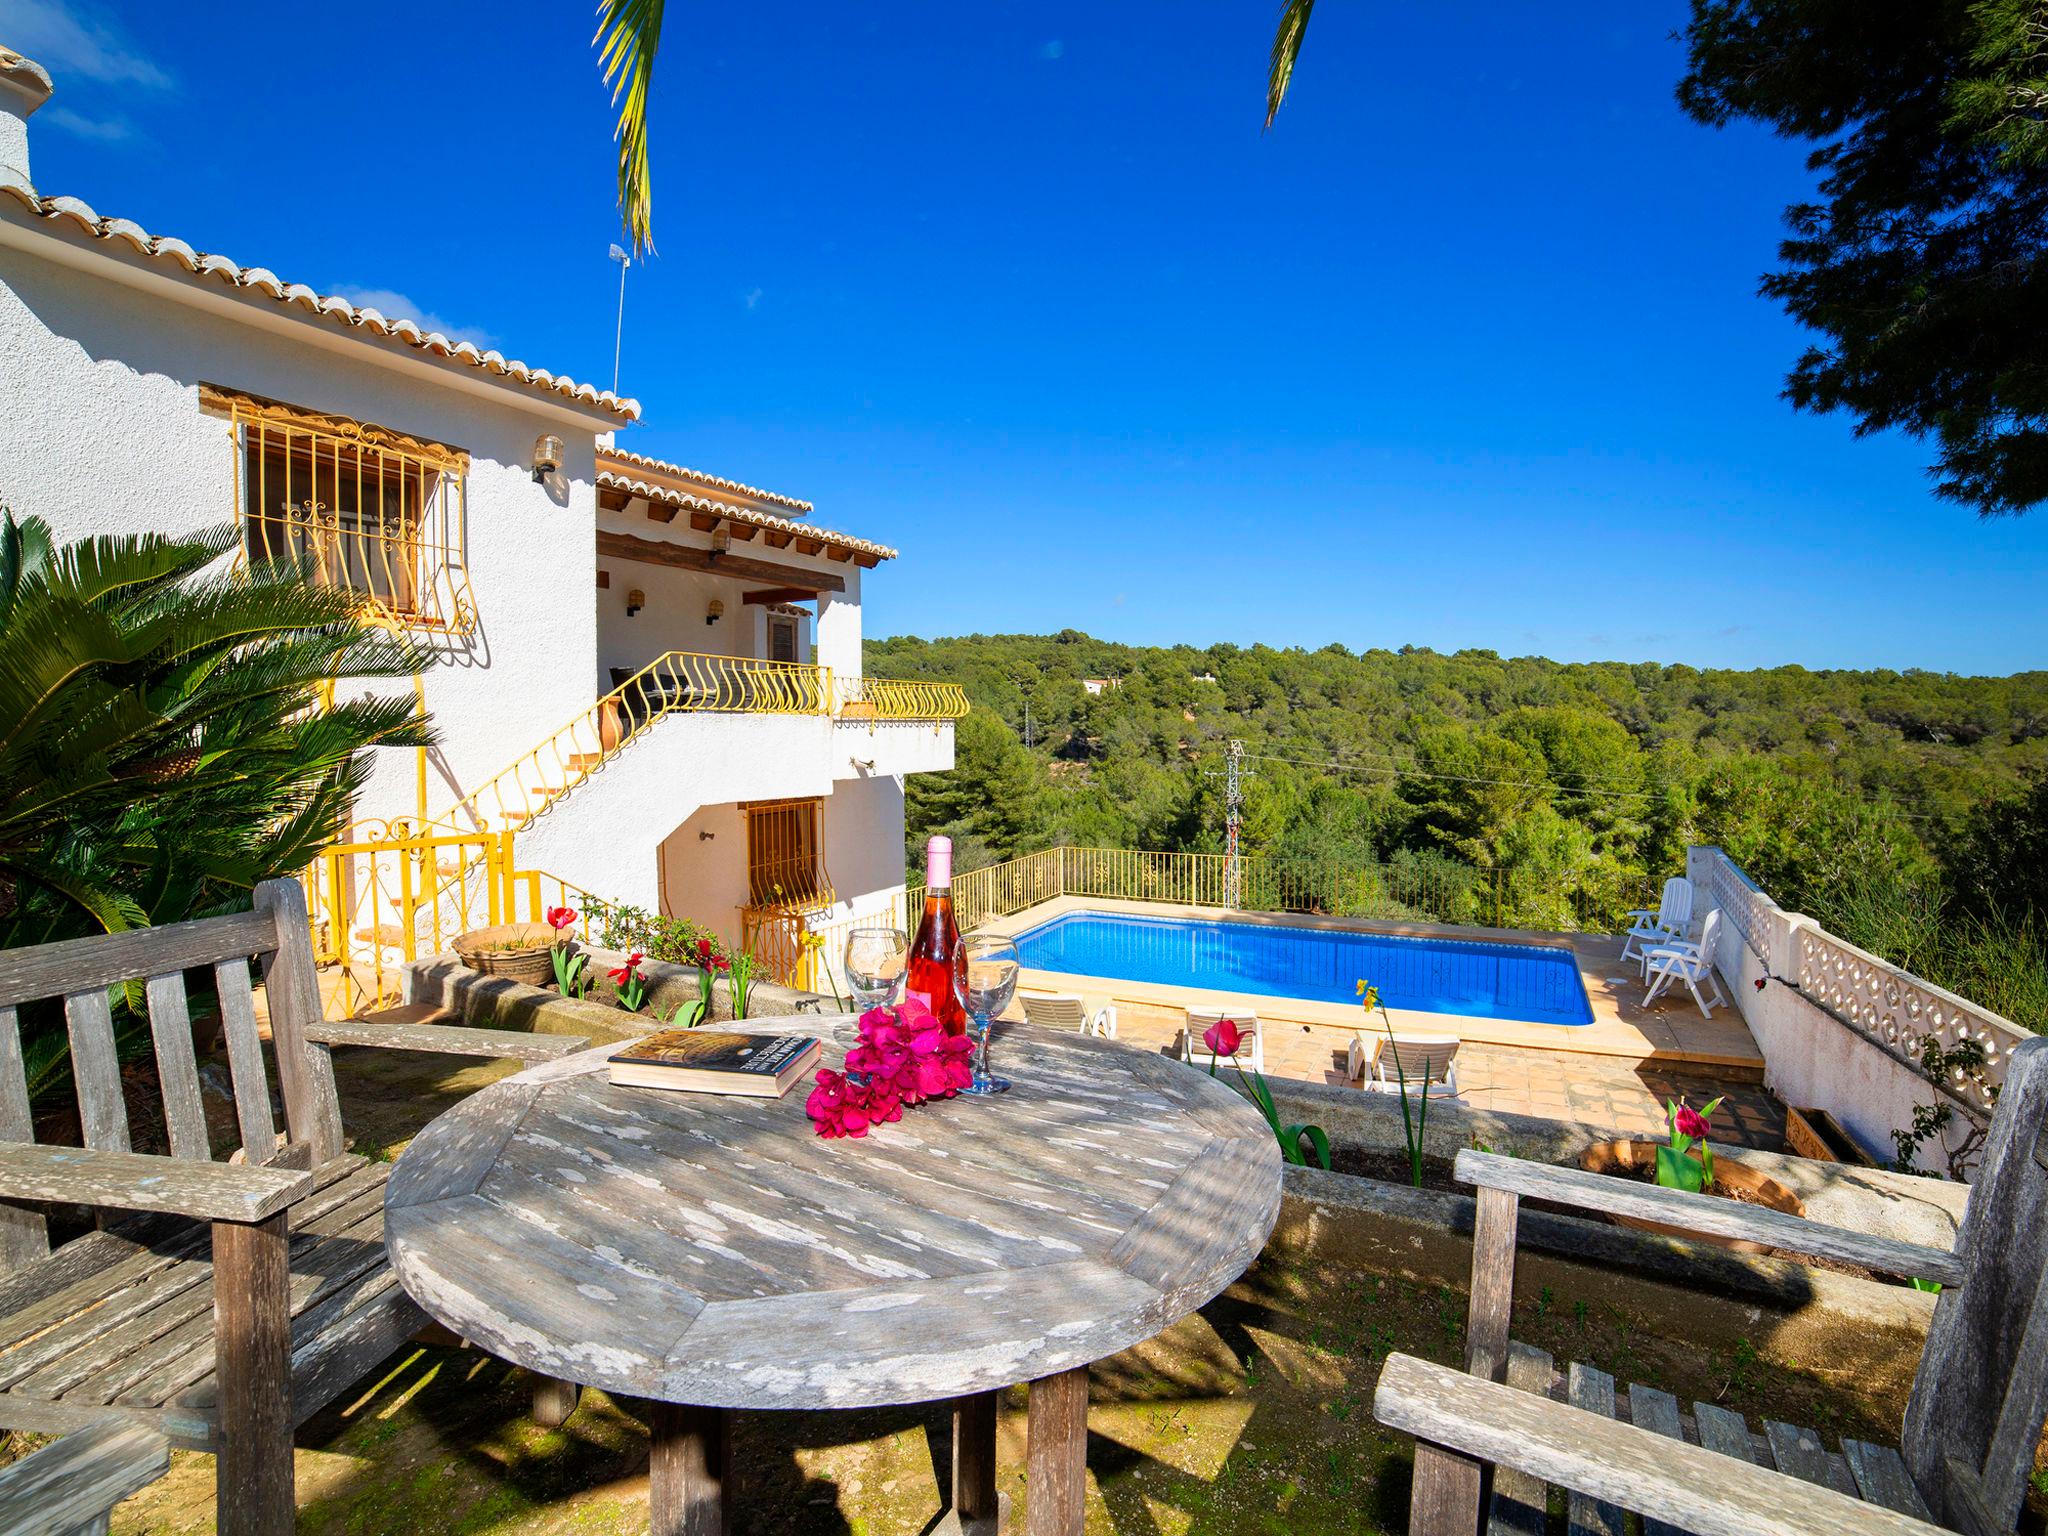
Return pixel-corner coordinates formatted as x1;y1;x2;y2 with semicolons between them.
843;927;907;1013
961;934;1021;1096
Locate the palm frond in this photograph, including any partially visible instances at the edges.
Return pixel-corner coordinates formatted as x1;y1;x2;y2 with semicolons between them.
1265;0;1317;130
595;0;666;257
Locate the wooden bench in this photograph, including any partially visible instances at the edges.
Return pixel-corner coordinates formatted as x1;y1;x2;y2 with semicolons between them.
0;879;592;1535
0;1420;170;1536
1375;1033;2048;1535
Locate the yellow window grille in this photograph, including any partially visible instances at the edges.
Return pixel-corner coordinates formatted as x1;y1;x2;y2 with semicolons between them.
744;797;832;909
204;384;479;635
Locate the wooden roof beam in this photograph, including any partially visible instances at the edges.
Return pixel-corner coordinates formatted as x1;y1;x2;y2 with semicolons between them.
595;529;846;593
743;587;818;606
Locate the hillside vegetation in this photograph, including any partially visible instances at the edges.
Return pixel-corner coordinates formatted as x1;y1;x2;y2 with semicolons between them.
871;631;2048;1031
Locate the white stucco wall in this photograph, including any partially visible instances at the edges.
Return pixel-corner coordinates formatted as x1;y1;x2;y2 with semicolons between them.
815;567;863;680
657;803;751;945
0;233;605;835
514;713;838;909
833;720;956;781
823;772;908;912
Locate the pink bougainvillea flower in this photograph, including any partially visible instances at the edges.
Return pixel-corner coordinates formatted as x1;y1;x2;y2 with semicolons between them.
545;906;577;931
1673;1103;1711;1139
807;1068;902;1138
1203;1018;1243;1059
608;951;644;984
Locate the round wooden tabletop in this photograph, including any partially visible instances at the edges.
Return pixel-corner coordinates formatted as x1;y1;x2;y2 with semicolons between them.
383;1017;1283;1411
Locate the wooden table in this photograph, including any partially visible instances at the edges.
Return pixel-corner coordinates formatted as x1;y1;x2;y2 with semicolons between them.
383;1017;1282;1535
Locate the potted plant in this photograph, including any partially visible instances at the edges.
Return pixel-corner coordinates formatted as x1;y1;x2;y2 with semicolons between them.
452;921;558;986
1579;1097;1805;1252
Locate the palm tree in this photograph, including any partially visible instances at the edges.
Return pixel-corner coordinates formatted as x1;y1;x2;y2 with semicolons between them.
0;510;432;947
596;0;666;257
1266;0;1317;128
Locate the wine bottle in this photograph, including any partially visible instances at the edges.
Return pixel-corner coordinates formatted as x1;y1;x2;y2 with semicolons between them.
904;835;970;1036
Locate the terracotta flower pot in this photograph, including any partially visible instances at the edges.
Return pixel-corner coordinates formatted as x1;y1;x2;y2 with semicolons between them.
1578;1139;1805;1254
453;923;558;987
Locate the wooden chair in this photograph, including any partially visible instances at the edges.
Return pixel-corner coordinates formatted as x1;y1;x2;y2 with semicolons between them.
0;1420;169;1536
0;879;593;1536
1374;1033;2048;1536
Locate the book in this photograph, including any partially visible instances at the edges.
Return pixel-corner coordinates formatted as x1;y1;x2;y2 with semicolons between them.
606;1030;822;1098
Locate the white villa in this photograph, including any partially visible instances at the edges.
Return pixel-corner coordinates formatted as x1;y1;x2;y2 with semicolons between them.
0;48;961;991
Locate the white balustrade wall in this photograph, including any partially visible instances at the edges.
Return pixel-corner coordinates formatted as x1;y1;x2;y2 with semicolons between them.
1685;846;2027;1176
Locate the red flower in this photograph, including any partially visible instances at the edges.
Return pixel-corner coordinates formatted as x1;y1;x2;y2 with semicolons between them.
806;1069;903;1138
1203;1017;1243;1059
608;951;644;984
545;906;577;931
1673;1103;1712;1140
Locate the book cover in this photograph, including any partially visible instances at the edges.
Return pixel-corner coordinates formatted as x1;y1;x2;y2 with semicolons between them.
607;1031;822;1096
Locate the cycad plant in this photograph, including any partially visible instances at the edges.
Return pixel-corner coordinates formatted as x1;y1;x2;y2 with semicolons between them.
0;509;431;950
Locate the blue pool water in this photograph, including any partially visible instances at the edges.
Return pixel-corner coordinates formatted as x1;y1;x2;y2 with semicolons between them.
1015;911;1594;1026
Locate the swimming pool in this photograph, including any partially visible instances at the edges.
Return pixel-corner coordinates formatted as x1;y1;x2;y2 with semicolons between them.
1014;911;1594;1026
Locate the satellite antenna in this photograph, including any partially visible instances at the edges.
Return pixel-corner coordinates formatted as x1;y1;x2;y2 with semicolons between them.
608;244;631;394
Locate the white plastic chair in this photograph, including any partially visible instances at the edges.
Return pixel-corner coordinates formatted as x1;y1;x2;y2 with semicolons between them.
1642;907;1728;1018
1183;1008;1263;1073
1020;993;1117;1039
1620;876;1694;974
1346;1031;1381;1082
1365;1033;1461;1097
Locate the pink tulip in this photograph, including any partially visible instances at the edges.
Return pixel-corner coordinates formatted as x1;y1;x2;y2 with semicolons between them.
545;906;577;931
1673;1103;1711;1140
1203;1018;1243;1059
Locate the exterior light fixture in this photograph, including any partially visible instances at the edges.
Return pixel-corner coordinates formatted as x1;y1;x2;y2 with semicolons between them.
531;433;564;483
705;599;725;626
626;588;645;617
708;524;731;559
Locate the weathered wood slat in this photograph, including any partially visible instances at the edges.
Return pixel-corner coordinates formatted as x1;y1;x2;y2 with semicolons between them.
142;973;209;1162
307;1016;593;1062
1626;1385;1696;1536
1453;1150;1965;1285
251;879;345;1165
1374;1353;1949;1536
212;959;275;1161
1764;1421;1860;1499
1105;1135;1279;1302
0;1215;199;1329
380;1082;541;1211
275;1274;427;1430
1566;1363;1624;1536
0;1002;50;1267
0;1421;168;1536
646;1399;728;1536
1903;1036;2048;1533
952;1389;999;1529
63;990;128;1154
6;1176;387;1400
0;910;276;1009
0;1143;309;1225
1975;1239;2048;1523
1843;1441;1934;1522
1692;1401;1758;1465
1483;1344;1553;1536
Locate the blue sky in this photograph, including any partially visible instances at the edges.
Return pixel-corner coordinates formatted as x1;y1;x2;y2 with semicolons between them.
10;0;2046;674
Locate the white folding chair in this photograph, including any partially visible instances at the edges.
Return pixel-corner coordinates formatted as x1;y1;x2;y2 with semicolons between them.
1020;993;1117;1038
1620;876;1694;975
1347;1031;1382;1083
1183;1008;1263;1073
1366;1033;1461;1097
1642;908;1729;1018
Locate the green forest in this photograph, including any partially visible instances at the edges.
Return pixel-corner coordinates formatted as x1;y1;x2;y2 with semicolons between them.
873;631;2048;1032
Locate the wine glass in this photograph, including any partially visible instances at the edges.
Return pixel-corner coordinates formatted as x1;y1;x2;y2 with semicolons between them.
843;927;907;1013
961;934;1021;1096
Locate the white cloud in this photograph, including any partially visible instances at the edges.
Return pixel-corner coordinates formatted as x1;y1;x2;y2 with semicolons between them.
0;0;170;87
327;286;499;349
744;286;763;310
40;105;130;141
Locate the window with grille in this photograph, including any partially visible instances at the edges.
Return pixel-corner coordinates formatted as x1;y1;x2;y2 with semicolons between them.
204;385;478;635
744;797;831;908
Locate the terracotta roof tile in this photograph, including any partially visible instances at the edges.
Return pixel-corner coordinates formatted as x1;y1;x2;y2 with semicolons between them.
600;446;812;512
0;168;640;423
595;466;897;561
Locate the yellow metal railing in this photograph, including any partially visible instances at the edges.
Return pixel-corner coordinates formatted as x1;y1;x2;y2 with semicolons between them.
451;650;830;832
833;675;970;721
304;823;515;1015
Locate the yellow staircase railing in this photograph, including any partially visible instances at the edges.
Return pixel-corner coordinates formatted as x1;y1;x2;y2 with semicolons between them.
452;650;831;832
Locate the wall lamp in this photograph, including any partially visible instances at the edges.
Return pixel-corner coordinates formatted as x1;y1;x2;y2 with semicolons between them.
708;524;732;560
706;599;725;626
626;588;645;617
531;433;564;483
